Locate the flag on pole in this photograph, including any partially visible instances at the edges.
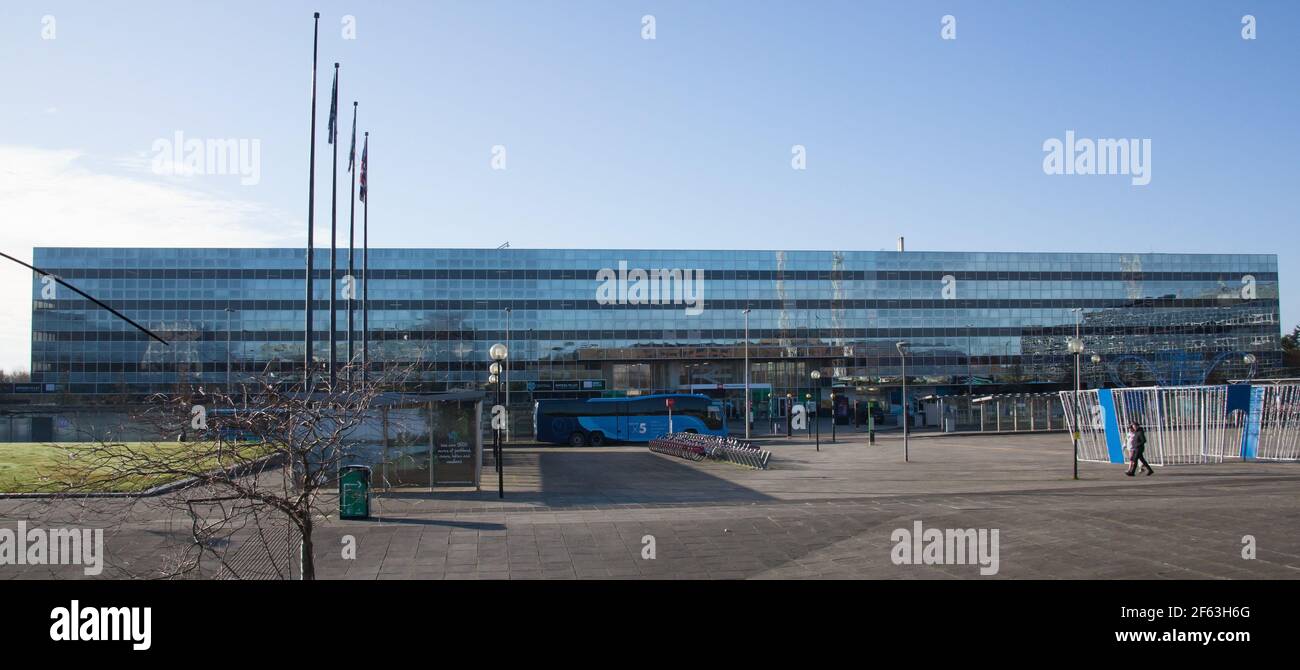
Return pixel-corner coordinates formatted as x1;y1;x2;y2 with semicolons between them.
358;135;368;202
347;104;357;173
327;67;339;145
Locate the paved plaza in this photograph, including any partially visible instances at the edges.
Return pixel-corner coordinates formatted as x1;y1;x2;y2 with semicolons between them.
2;431;1297;579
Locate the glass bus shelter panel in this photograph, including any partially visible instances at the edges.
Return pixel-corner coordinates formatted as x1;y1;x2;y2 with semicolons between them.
380;407;434;487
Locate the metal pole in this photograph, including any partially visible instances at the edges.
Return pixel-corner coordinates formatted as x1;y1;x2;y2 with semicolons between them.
304;13;320;390
814;398;819;451
902;352;909;462
1074;314;1082;391
1074;309;1081;480
743;307;751;440
505;307;511;444
831;393;836;443
328;63;339;391
1073;360;1080;480
347;101;357;385
225;307;233;396
496;375;504;499
967;323;973;397
361;133;369;385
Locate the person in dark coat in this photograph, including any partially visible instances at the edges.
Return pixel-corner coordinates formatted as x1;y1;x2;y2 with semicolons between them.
1125;420;1153;476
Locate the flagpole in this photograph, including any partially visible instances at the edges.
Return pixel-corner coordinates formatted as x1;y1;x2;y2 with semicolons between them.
347;101;357;386
328;62;340;390
361;132;369;386
304;12;320;391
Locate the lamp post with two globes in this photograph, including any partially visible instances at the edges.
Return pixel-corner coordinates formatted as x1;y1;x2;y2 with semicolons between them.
489;343;508;499
1067;335;1085;480
810;370;822;450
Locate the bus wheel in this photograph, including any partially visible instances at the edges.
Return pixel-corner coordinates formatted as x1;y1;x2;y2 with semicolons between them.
588;432;605;447
568;432;588;448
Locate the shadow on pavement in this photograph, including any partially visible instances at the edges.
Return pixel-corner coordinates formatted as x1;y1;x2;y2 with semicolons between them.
372;449;776;509
534;450;776;506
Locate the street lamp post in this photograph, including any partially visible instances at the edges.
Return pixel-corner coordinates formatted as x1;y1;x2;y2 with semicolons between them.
830;392;837;443
487;369;499;471
810;369;821;451
1069;308;1084;480
224;307;234;397
806;369;816;447
743;307;751;440
896;341;910;462
1068;336;1085;481
488;372;499;447
807;392;818;451
489;343;508;499
966;322;974;398
786;392;793;438
504;307;511;444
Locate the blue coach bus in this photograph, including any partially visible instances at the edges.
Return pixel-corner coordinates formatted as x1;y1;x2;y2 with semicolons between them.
534;394;726;446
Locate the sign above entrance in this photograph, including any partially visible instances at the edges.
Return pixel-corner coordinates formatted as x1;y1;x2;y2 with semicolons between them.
530;379;605;392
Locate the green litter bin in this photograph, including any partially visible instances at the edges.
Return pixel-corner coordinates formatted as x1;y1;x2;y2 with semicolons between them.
339;465;371;520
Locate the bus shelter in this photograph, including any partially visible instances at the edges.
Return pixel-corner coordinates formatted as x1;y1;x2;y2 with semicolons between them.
344;391;487;489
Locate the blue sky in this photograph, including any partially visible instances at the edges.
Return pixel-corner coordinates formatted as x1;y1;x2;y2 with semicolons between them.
0;1;1297;371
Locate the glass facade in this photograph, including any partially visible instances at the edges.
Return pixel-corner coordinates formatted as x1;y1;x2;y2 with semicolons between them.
30;247;1282;410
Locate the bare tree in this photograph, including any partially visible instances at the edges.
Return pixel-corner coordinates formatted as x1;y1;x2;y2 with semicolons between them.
0;368;31;383
41;359;412;580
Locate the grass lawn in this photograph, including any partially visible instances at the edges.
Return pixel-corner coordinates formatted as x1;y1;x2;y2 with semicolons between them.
0;441;266;494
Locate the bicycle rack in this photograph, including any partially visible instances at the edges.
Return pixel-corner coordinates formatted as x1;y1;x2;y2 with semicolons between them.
649;433;772;470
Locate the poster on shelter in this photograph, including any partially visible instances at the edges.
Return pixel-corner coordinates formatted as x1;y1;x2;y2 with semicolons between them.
432;400;478;484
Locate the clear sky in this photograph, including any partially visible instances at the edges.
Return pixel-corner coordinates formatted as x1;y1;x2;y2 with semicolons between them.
1;1;1297;372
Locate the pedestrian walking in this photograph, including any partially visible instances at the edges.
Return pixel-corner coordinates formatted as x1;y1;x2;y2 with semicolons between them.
1125;420;1154;476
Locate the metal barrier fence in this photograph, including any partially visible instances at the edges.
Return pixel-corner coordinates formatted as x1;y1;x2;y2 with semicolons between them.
1059;384;1300;465
1254;384;1300;462
1058;390;1110;463
649;433;772;470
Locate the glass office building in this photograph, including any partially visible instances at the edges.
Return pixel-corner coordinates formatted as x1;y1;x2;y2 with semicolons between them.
28;247;1282;419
